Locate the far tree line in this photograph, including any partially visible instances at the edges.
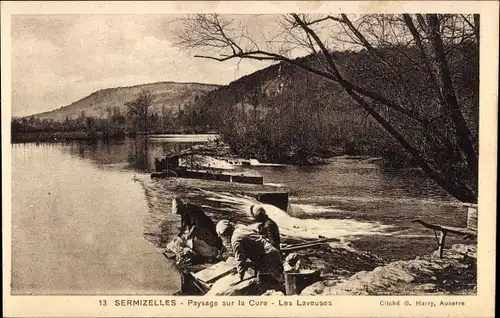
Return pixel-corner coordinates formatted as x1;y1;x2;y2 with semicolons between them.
11;90;213;141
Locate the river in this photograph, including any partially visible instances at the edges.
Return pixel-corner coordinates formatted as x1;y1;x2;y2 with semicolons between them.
10;135;467;295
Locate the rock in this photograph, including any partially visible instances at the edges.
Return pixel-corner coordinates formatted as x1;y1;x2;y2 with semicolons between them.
300;281;326;295
404;260;443;277
413;283;437;292
452;244;477;259
430;244;477;261
306;156;324;165
283;253;313;272
300;279;340;295
432;250;462;260
263;290;285;296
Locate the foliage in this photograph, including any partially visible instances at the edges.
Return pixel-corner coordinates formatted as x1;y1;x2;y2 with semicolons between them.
173;13;479;203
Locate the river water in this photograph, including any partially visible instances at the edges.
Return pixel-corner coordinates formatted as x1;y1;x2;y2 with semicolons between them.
10;136;467;295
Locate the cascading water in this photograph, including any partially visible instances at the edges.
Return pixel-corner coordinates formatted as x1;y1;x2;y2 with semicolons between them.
197;189;400;250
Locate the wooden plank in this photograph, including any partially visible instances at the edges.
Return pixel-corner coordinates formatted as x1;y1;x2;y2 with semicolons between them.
440;225;477;236
282;238;339;249
206;271;258;296
463;203;478;208
281;243;328;253
193;257;236;284
190;273;211;293
412;219;477;237
281;238;339;253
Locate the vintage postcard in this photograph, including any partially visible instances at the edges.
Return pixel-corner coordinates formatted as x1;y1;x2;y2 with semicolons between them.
1;1;497;317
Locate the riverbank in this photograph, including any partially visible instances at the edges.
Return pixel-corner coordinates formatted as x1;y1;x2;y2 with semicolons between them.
136;175;476;295
300;244;476;296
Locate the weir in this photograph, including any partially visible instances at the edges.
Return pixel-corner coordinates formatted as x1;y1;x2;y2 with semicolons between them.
152;154;290;210
151;167;265;185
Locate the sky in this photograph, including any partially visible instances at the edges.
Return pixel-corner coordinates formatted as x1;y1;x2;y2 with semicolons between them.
11;15;281;117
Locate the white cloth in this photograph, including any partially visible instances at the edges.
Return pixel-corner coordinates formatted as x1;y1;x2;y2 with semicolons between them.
171;197;179;215
216;220;232;236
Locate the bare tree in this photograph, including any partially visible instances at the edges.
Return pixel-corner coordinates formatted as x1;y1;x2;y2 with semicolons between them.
126;90;154;134
174;14;479;203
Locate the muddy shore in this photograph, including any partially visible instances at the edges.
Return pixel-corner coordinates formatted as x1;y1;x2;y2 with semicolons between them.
137;174;476;295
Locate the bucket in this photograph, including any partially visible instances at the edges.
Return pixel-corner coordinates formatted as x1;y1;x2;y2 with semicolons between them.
464;203;478;231
284;269;321;295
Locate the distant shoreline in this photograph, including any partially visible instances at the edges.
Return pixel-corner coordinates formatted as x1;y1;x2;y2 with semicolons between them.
10;131;216;144
11;131;419;169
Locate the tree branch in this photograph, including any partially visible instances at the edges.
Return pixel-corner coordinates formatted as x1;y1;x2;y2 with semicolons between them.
174;13;478;202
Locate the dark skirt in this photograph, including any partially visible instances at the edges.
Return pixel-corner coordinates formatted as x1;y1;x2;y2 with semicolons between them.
254;249;284;283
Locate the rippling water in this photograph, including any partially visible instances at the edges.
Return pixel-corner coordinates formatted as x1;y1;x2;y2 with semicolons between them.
10;136;469;294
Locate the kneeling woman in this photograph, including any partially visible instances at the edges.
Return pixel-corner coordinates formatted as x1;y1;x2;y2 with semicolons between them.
172;197;223;259
216;220;285;293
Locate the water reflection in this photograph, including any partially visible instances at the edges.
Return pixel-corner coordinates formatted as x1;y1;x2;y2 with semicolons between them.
60;136;208;172
11;142;181;294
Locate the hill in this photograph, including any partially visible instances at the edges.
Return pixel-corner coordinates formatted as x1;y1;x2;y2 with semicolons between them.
32;81;220;121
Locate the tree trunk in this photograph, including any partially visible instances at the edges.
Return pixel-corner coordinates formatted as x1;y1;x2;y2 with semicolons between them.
427;14;478;192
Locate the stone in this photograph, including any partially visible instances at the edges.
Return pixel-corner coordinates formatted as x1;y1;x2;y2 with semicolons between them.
413;283;437;292
263;289;285;296
283;253;313;272
300;280;329;295
452;244;477;259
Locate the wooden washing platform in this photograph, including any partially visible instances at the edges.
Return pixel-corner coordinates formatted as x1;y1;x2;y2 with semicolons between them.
172;240;334;295
412;219;477;258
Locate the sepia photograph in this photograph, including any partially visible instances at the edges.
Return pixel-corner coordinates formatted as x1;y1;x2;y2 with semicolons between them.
2;1;497;317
